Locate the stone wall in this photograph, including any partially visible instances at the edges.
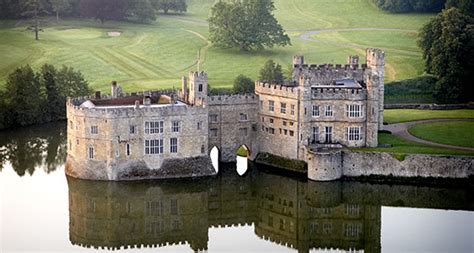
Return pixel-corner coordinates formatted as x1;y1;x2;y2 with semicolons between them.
306;150;474;181
384;103;474;110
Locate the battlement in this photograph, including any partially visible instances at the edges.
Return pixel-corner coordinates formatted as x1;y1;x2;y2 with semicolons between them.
189;71;208;80
255;82;300;99
208;94;258;105
366;48;385;67
293;63;368;71
311;87;367;100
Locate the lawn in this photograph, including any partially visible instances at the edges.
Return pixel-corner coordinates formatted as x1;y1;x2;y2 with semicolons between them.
0;0;434;92
384;109;474;124
355;132;474;156
408;122;474;148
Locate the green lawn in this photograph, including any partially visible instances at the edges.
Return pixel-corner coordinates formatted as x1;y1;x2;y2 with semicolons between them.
0;0;434;92
408;122;474;148
384;109;474;124
355;133;474;156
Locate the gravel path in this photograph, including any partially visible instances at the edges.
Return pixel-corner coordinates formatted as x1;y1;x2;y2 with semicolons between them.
383;119;474;152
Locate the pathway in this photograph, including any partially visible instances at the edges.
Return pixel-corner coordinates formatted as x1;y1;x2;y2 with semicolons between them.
383;119;474;152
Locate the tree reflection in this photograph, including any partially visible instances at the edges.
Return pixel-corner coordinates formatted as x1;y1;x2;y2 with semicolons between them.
0;122;66;176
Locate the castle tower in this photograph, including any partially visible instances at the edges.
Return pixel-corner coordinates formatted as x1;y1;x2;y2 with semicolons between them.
188;71;208;106
365;48;385;147
293;55;304;66
347;55;359;66
181;76;188;102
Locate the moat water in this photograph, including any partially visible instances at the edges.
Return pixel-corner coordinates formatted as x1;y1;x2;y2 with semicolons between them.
1;123;473;253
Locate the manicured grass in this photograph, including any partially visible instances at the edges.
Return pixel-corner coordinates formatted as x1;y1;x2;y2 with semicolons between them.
354;133;474;156
408;122;474;148
384;109;474;124
0;0;434;92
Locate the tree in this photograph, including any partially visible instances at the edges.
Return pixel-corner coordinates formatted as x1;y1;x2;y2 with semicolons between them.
127;0;157;23
373;0;445;13
22;0;49;40
208;0;290;51
152;0;187;14
41;64;64;121
445;0;474;16
56;65;91;97
233;75;254;94
418;7;474;103
50;0;70;23
259;60;284;84
80;0;128;24
5;65;44;126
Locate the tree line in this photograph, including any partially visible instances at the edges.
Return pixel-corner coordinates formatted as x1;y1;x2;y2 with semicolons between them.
0;64;91;130
0;0;187;23
373;0;473;13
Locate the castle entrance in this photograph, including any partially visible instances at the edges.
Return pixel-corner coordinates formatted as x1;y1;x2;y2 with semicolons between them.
236;145;250;176
210;146;220;173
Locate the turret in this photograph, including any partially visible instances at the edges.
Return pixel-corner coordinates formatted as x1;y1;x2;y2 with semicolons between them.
293;55;304;66
347;55;359;67
188;71;208;106
365;48;385;147
111;81;122;98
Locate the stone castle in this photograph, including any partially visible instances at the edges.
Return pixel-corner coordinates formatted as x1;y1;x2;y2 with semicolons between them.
66;48;385;181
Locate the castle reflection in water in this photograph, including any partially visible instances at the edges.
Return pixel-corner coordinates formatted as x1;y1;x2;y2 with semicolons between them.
68;165;473;253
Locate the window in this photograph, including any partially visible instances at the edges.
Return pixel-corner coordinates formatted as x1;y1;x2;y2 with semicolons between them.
323;223;332;234
210;128;218;137
170;199;178;215
325;105;333;117
197;121;201;130
269;118;274;124
348;127;361;141
289;130;294;136
283;121;287;126
90;125;98;134
201;145;205;154
260;100;264;108
171;121;180;133
88;145;94;159
269;128;275;134
129;125;136;134
312;105;320;117
198;84;203;92
344;223;361;238
280;103;286;114
145;139;163;154
269;100;274;112
346;104;362;118
312;127;319;143
290;104;295;115
145;121;163;134
170;138;178;153
290;122;294;126
146;201;163;216
210;114;218;123
325;126;333;143
239;128;248;136
240;113;248;121
126;143;131;156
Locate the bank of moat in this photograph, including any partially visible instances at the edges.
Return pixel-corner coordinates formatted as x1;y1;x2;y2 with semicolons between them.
66;49;386;181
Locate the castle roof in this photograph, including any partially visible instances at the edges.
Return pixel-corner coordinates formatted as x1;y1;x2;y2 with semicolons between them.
311;79;362;89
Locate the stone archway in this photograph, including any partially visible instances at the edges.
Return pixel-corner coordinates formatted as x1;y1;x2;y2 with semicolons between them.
236;145;251;176
210;146;220;173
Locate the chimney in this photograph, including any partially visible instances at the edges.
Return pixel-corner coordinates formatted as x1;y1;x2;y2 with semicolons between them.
111;81;118;98
293;55;304;66
134;100;140;109
347;55;359;67
95;91;101;99
143;96;151;106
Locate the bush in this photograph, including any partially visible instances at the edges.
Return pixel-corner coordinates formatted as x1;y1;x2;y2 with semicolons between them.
384;76;437;104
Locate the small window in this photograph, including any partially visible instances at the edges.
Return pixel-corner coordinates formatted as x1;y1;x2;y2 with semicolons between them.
348;127;361;141
289;130;294;136
269;100;274;112
290;104;295;115
289;122;294;126
346;104;362;118
261;117;265;122
240;113;248;121
260;100;264;108
312;105;320;117
90;126;98;134
269;128;275;134
170;199;178;215
210;114;218;123
126;143;131;156
210;128;218;137
170;138;178;153
325;105;333;117
201;145;205;154
197;122;201;130
283;121;287;126
269;118;274;124
145;121;163;134
280;103;286;114
198;84;203;92
129;125;136;134
88;145;94;159
171;121;180;133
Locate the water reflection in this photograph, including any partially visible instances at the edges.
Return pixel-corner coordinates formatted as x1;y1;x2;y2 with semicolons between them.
67;166;473;252
0;123;67;176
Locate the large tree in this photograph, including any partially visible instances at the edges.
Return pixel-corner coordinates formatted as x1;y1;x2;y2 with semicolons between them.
5;65;44;126
41;64;64;121
208;0;290;51
127;0;157;23
50;0;71;23
445;0;474;15
22;0;49;40
418;7;474;103
80;0;128;23
152;0;187;14
55;65;91;97
259;60;284;84
233;74;254;94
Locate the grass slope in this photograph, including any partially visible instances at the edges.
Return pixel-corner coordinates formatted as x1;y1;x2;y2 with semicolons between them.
384;109;474;124
0;0;434;92
408;122;474;148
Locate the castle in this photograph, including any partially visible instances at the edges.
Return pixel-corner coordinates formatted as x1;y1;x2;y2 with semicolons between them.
66;48;385;181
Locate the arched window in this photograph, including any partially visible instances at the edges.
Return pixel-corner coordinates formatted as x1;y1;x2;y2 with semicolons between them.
126;143;131;156
198;84;203;92
88;145;94;160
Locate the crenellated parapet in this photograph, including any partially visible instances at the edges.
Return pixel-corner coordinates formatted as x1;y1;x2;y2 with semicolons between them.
208;94;258;105
311;87;367;100
255;82;300;99
293;64;367;85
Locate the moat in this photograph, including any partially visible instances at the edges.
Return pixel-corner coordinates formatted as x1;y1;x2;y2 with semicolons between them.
1;123;473;252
